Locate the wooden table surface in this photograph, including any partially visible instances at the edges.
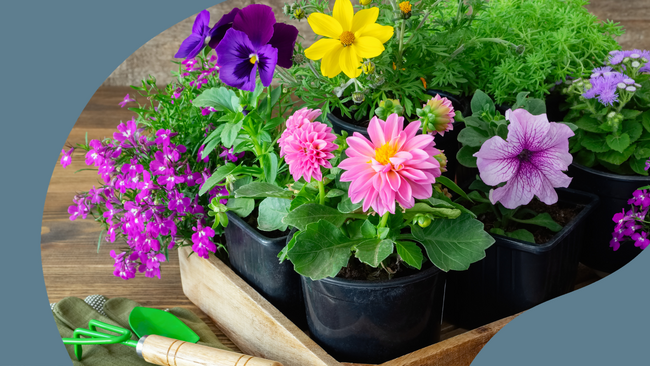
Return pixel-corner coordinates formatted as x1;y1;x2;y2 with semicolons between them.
42;1;647;363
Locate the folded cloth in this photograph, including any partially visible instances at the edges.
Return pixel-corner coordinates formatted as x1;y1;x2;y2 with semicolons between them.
52;295;232;365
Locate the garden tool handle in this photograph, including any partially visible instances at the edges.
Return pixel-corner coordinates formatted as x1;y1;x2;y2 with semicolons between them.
137;335;283;366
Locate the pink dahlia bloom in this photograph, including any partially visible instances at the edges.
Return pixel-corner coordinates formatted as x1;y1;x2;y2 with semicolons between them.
473;108;574;209
424;94;455;136
339;114;442;216
278;107;323;156
279;111;338;182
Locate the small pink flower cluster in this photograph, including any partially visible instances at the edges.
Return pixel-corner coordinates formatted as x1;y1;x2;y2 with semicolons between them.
611;189;650;251
279;108;338;182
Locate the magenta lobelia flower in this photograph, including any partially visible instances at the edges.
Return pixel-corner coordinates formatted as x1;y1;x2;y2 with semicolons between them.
118;94;136;108
474;109;574;209
338;114;442;216
279;109;338;182
60;147;74;168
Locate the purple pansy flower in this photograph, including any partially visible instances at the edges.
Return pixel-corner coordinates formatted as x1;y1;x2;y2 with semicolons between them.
60;147;74;168
175;10;213;59
474;108;574;209
214;4;298;91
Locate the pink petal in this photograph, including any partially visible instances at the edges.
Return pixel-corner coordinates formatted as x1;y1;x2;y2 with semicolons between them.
368;116;386;146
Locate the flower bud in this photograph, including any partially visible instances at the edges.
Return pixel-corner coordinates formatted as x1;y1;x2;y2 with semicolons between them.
418;95;455;136
352;91;365;104
434;151;448;173
294;7;306;20
362;60;375;75
398;1;412;19
359;0;372;5
293;52;306;65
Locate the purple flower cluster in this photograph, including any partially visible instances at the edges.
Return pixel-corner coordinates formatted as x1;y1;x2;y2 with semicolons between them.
608;49;650;73
63;117;229;280
610;189;650;251
582;68;634;106
180;55;219;90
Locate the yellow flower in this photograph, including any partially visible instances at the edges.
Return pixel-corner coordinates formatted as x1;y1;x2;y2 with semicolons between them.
304;0;394;79
399;1;412;14
359;0;372;5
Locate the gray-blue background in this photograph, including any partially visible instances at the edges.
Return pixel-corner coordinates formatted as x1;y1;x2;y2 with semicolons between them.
1;0;647;365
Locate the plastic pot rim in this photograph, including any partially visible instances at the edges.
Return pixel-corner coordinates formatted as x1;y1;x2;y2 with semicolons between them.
487;187;599;254
225;211;288;247
301;262;442;289
571;162;650;183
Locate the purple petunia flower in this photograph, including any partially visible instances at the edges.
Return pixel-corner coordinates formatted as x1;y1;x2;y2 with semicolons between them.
175;10;213;59
474;109;574;209
60;147;74;168
119;94;136;108
214;4;298;91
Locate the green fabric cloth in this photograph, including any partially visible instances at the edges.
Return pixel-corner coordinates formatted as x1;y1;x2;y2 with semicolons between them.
52;296;232;365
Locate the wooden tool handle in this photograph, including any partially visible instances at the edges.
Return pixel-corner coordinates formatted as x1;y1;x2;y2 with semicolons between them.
138;334;284;366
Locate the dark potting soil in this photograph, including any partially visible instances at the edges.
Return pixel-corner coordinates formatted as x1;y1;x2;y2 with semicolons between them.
244;207;291;239
336;255;429;281
332;106;370;128
479;199;584;244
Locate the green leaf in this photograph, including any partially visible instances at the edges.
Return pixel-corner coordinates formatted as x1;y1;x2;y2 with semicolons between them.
597;144;637;165
289;196;310;211
457;145;479;168
463;116;489;131
193;87;241;112
490;228;505;236
575;149;596;167
257;197;291;232
511;212;562;232
395;241;424;269
622;119;644;144
574;115;602;133
226;198;255;217
505;229;536;243
559;122;578;132
221;121;244;148
496;123;508;140
286;220;358;280
235;182;293;199
471;89;495;116
422;197;456;208
337;196;363;213
629;155;650;176
247;80;264;107
621;109;643;120
467;190;490;203
458;126;489;147
325;189;345;198
262;152;278;184
606;133;631;153
354;239;394;267
199;164;238;196
403;203;462;220
581;132;610;153
411;213;495;271
524;99;546;115
469;178;491;193
360;220;376;238
263;116;286;131
436;176;472;202
635;142;650;160
282;203;351;231
641;110;650;133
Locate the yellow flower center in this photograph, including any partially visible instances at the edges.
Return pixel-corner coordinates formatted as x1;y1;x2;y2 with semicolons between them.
340;31;355;47
399;1;412;13
249;55;257;64
375;142;398;165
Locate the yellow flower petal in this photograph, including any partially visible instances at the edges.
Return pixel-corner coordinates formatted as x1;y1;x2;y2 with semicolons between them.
305;38;343;61
308;13;343;39
350;8;378;34
353;36;385;58
321;44;344;78
333;0;354;32
355;23;394;44
340;46;362;78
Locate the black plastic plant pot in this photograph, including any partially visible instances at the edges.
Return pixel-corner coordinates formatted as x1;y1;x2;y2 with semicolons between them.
568;163;649;273
224;212;305;328
445;188;599;329
301;265;446;364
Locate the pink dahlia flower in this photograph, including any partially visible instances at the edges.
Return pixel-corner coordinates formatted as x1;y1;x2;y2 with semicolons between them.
339;114;442;216
473;108;574;209
424;94;455;136
278;107;323;156
279;110;338;182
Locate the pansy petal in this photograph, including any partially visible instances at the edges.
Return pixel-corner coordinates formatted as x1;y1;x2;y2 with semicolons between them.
308;13;343;39
175;34;205;59
321;44;344;77
355;23;394;44
208;8;240;48
257;44;278;87
233;4;276;49
353;36;385;58
192;10;210;36
268;23;299;68
351;8;379;33
340;45;362;78
305;38;342;60
215;29;257;91
333;0;354;31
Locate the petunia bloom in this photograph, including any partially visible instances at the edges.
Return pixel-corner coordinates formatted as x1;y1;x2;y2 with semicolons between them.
214;4;299;91
279;110;338;182
339;114;442;216
304;0;394;78
473;108;574;209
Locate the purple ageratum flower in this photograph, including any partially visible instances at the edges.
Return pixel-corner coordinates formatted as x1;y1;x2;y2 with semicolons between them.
219;146;245;163
214;4;298;91
583;71;631;106
474;109;574;209
119;94;136;108
60;147;74;168
175;10;213;59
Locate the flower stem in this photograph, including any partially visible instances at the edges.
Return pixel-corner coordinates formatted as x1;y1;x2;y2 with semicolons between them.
397;20;406;68
318;180;326;205
378;212;390;230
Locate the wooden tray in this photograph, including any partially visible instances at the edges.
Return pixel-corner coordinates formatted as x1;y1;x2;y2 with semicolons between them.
178;246;520;366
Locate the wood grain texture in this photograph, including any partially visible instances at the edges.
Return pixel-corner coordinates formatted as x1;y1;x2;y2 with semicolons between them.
141;335;283;366
178;246;340;366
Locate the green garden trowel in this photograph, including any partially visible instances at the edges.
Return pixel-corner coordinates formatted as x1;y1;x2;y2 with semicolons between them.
62;306;282;366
